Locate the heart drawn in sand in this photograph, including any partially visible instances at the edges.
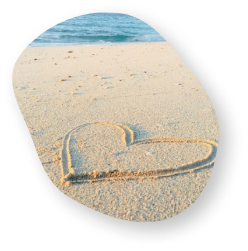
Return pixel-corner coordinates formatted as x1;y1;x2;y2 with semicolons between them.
60;122;218;185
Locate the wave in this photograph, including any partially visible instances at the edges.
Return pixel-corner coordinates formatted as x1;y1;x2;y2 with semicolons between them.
31;35;165;46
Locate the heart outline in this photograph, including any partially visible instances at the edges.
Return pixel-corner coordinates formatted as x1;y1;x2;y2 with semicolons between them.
60;122;218;184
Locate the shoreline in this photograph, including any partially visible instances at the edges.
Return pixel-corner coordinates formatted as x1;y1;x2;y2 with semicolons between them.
28;40;167;48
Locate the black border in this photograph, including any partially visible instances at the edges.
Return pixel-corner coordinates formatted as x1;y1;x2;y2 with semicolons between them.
4;4;244;248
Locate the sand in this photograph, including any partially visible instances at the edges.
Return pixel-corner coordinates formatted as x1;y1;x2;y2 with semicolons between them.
13;42;219;221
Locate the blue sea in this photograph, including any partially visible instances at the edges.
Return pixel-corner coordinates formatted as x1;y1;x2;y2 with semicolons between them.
30;13;165;47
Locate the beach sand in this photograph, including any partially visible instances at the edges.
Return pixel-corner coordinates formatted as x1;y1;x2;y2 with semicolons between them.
13;42;218;221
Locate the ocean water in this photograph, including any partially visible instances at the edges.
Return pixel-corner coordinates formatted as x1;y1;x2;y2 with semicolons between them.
30;13;165;47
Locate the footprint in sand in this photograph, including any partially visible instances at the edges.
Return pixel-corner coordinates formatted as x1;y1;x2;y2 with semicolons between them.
60;122;218;185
